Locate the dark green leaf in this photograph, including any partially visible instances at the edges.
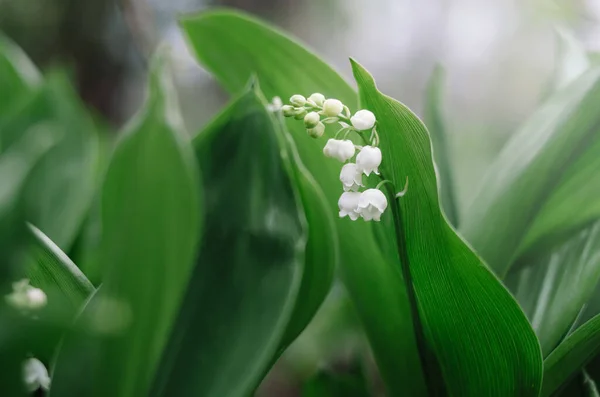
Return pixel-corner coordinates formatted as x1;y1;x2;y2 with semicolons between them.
302;367;370;397
151;85;304;397
181;10;427;396
352;59;543;396
543;315;600;396
51;56;201;397
507;220;600;356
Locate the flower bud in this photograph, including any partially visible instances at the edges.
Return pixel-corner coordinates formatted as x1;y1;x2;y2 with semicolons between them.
350;109;376;130
322;99;344;117
282;105;295;117
290;94;306;107
323;139;355;162
304;111;320;128
338;192;361;220
294;108;307;120
307;122;325;138
27;288;47;310
356;146;382;176
309;93;326;107
357;189;388;221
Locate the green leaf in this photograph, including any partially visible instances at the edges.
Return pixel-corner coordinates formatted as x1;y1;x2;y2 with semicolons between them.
424;65;458;226
24;223;95;314
351;59;543;396
51;55;201;397
0;33;41;118
0;72;101;251
461;68;600;276
301;367;370;397
181;9;428;396
506;220;600;356
151;84;304;397
542;315;600;396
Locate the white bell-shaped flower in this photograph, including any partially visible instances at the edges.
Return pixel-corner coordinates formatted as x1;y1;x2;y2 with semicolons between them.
322;99;344;117
23;357;50;392
304;111;320;128
308;93;325;106
357;189;388;221
350;109;376;131
323;139;355;162
6;279;47;311
356;146;382;176
339;163;364;192
338;192;361;220
26;288;47;310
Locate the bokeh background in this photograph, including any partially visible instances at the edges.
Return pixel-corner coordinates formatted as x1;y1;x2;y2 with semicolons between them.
2;0;599;395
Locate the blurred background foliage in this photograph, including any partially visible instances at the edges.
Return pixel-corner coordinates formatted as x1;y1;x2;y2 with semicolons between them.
2;0;600;395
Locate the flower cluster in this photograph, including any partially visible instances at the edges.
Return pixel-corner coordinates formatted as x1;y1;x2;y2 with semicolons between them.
5;279;47;311
281;94;388;221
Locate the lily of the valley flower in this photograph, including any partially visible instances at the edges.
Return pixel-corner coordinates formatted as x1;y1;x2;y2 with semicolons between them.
290;94;306;107
304;111;320;129
356;146;382;176
350;109;376;130
338;192;361;220
323;139;355;162
308;92;326;107
23;358;50;392
357;189;388;221
307;122;325;138
322;99;344;117
6;279;47;311
340;163;364;192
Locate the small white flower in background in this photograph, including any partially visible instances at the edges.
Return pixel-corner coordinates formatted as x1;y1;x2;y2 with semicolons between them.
356;146;382;176
6;279;47;311
307;122;325;138
23;357;50;392
357;189;388;221
267;96;283;112
322;99;344;117
308;92;325;107
323;139;355;162
304;111;320;129
290;94;306;107
340;163;364;192
351;109;376;131
338;192;361;220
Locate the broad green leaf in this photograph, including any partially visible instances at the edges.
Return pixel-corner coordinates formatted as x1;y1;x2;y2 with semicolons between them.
461;68;600;276
278;116;337;350
0;33;41;117
25;223;95;313
542;315;600;396
352;59;543;396
51;56;200;397
424;65;458;226
151;85;304;397
181;10;428;396
0;72;100;251
506;220;600;356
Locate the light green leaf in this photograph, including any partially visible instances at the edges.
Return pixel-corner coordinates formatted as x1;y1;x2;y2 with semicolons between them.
150;85;304;397
0;72;101;251
51;55;201;397
424;65;458;226
181;9;427;396
25;223;95;313
461;68;600;276
507;220;600;356
542;315;600;396
352;59;543;396
0;33;41;117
